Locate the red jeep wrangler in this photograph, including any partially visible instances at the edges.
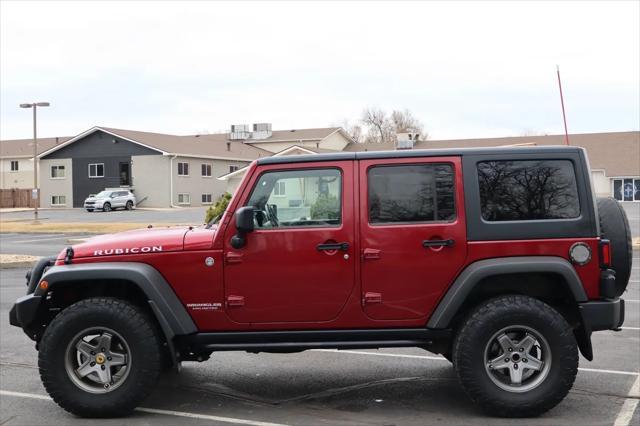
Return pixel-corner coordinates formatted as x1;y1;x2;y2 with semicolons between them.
10;146;632;418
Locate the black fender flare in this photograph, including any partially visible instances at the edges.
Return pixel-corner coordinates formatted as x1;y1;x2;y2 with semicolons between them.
35;262;197;363
427;256;593;359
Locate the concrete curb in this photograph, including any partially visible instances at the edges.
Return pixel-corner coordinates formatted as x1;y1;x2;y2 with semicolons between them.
0;257;40;269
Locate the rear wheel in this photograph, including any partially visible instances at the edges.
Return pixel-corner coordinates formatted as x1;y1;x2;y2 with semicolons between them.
125;200;134;210
102;202;111;212
38;298;163;417
453;295;578;417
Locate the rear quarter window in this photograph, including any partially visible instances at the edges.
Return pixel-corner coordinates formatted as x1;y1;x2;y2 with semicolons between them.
477;160;580;221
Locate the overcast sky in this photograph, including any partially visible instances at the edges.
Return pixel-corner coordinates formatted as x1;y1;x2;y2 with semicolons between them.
1;0;638;141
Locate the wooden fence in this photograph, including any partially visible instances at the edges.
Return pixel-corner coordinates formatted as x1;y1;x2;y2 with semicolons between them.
0;189;37;208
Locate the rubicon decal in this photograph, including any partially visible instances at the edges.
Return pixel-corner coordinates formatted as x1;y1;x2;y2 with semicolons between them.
93;246;163;256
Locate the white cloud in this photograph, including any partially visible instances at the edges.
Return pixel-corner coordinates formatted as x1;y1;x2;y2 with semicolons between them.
1;0;638;140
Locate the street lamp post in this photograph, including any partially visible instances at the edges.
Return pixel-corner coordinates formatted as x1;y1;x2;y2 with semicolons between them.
19;102;50;221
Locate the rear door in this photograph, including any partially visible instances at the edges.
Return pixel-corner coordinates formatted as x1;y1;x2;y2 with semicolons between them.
223;161;356;324
359;156;467;320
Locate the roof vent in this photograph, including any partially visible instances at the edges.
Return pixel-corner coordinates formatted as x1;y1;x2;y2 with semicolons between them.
396;130;419;150
229;124;251;140
251;123;272;140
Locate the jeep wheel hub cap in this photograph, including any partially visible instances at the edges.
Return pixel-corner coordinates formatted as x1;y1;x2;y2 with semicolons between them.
64;327;131;394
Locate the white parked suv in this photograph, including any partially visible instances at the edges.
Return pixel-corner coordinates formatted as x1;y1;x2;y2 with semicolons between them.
84;189;136;212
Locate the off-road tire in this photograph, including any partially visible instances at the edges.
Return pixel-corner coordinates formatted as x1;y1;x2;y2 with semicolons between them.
102;202;111;212
125;200;134;210
453;295;578;417
38;297;163;417
597;197;632;296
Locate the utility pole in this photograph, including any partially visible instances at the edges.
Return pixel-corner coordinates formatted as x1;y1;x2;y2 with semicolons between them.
19;102;50;221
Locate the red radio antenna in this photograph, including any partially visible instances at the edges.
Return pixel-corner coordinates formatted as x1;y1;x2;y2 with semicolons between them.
556;65;570;145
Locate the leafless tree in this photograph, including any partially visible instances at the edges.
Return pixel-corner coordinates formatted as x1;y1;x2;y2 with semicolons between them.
391;109;426;139
361;107;395;144
337;119;363;143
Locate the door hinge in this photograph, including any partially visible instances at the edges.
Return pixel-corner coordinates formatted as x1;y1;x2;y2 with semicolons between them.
363;292;382;305
227;295;245;307
225;252;243;264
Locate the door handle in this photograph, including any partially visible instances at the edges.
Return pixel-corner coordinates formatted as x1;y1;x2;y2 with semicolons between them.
317;242;350;252
422;239;455;248
362;248;381;260
227;295;245;307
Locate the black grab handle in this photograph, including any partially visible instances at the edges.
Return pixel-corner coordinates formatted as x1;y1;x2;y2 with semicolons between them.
317;242;350;251
422;239;455;248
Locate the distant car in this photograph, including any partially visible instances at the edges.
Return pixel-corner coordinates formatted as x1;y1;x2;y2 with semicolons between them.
84;189;136;212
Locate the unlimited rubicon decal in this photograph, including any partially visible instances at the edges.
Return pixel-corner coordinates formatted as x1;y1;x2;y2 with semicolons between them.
93;246;163;256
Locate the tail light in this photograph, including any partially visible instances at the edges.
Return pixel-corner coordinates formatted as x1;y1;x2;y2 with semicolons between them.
599;239;611;268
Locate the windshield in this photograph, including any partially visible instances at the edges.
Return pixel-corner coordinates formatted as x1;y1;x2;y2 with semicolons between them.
94;191;112;198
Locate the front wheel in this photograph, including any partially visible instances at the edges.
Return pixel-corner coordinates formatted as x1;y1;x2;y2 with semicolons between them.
453;295;578;417
38;298;163;417
102;202;111;212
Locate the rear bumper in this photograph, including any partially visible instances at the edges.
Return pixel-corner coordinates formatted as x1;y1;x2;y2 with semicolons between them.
579;298;625;332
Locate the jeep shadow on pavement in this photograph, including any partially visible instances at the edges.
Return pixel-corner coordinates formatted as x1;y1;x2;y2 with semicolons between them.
10;146;632;418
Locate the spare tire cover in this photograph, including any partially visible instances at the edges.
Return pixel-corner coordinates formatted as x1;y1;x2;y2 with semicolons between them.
596;197;632;297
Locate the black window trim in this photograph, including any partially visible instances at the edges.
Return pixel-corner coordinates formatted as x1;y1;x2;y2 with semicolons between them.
365;161;458;227
476;158;583;223
463;151;597;241
244;166;344;231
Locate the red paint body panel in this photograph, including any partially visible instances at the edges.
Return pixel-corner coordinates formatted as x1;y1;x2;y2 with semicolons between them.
466;238;601;299
358;156;468;320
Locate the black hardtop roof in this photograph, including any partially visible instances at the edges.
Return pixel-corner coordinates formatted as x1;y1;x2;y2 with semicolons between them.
256;145;586;165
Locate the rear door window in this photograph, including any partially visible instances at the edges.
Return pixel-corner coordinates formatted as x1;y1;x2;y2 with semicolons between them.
477;160;580;221
368;163;455;224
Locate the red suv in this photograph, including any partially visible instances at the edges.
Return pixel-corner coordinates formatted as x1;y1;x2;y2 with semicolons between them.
10;146;632;418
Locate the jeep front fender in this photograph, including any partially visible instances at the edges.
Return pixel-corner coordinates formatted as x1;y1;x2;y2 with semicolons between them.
33;262;197;338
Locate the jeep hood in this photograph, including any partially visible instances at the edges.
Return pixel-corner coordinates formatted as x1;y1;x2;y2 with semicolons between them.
67;226;216;259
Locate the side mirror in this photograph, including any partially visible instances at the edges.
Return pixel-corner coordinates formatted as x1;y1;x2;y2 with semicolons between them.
235;206;255;234
231;206;254;249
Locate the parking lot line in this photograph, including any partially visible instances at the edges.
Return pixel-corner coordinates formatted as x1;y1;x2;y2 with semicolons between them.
316;349;640;376
614;375;640;426
0;390;289;426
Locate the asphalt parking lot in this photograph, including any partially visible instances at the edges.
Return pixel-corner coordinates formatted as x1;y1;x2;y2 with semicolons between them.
0;232;638;425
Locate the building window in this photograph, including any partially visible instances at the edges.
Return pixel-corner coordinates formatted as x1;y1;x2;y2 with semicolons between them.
612;178;640;202
229;165;239;173
88;163;104;178
477;160;580;220
273;181;286;196
201;164;212;177
10;160;19;171
202;193;212;204
368;163;456;224
178;162;189;176
51;195;66;206
50;165;65;178
178;193;191;205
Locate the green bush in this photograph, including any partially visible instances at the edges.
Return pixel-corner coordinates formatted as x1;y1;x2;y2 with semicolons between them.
310;194;339;220
205;192;232;223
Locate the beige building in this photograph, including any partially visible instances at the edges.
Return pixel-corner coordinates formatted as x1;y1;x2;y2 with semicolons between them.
0;125;353;208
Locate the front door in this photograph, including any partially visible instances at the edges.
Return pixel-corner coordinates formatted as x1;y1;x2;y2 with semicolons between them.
359;156;467;320
223;161;355;324
119;162;131;186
